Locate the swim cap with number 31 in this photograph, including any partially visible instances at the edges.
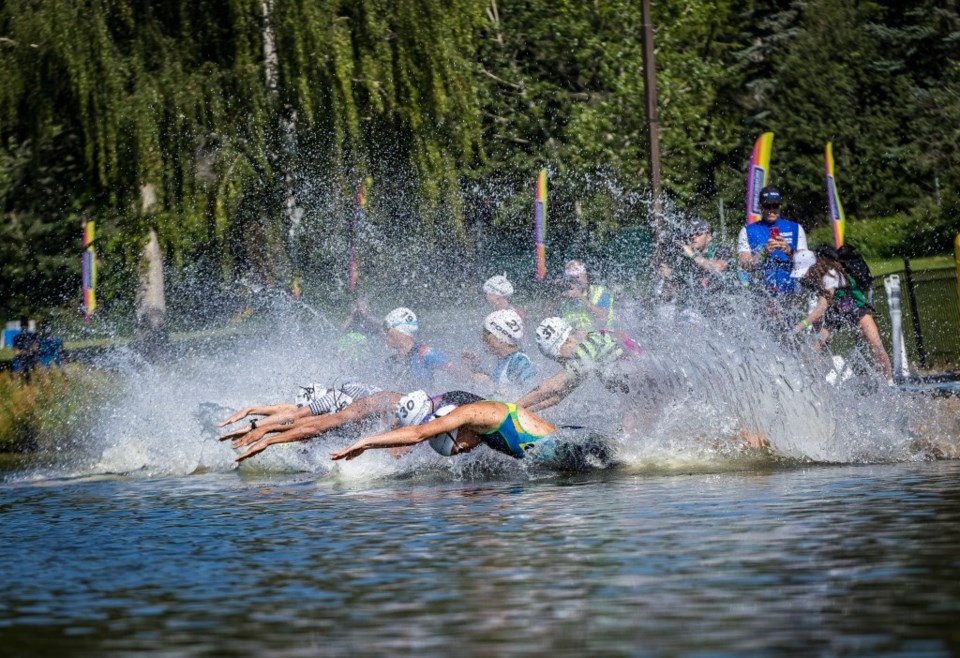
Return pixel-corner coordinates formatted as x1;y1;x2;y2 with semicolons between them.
536;317;573;359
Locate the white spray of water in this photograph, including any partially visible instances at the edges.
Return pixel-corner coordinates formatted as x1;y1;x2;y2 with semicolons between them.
62;279;941;484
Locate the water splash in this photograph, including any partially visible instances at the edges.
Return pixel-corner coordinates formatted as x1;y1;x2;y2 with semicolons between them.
43;282;950;484
13;172;956;483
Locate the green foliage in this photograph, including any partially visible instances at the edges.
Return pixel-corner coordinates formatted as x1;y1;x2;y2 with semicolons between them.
0;365;115;452
807;203;958;260
808;215;913;259
0;0;958;322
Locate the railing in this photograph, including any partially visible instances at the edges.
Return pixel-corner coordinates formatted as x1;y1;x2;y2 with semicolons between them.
872;264;960;370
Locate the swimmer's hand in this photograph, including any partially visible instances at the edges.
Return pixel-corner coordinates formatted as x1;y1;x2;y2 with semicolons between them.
331;441;366;461
235;438;274;463
231;426;270;448
219;425;253;441
218;407;258;427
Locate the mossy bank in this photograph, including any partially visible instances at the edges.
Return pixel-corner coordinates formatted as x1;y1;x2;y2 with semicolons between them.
0;365;116;453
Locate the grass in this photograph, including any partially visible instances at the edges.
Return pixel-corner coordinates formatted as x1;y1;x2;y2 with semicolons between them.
867;254;956;277
0;364;117;453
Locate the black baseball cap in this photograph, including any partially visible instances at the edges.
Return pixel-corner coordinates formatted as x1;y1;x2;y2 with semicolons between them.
759;186;782;206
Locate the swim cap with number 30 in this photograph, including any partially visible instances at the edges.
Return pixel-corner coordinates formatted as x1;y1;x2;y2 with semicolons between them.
396;390;433;426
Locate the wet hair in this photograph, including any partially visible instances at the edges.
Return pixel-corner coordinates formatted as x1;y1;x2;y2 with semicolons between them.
805;253;847;295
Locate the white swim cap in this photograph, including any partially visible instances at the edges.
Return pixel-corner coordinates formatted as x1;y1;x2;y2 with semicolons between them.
427;403;459;456
483;274;514;298
295;383;327;407
396;390;433;426
484;309;523;346
536;317;573;359
383;307;418;336
428;432;458;456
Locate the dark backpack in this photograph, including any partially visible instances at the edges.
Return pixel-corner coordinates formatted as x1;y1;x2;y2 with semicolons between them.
815;243;874;293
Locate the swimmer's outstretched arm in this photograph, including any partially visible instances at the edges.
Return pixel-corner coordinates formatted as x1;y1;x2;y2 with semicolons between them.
218;404;299;428
219;403;314;440
231;392;398;448
233;392;402;462
331;403;502;461
515;370;576;413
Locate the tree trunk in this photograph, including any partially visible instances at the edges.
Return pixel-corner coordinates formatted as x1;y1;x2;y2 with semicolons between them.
135;217;168;355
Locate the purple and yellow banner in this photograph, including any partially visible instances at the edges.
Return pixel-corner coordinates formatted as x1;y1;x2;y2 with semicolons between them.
348;179;369;291
825;142;846;249
746;132;774;224
534;169;547;281
82;220;96;318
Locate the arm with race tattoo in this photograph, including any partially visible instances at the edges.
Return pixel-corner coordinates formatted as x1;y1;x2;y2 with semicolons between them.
218;403;299;428
219;404;313;440
232;392;401;461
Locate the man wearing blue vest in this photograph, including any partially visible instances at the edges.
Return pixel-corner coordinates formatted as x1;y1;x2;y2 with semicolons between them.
736;186;808;295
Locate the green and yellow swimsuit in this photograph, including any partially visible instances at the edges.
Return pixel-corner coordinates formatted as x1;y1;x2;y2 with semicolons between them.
479;403;548;458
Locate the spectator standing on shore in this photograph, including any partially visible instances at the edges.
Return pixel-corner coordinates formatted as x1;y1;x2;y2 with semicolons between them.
12;317;39;377
660;218;736;320
680;218;732;283
737;186;808;297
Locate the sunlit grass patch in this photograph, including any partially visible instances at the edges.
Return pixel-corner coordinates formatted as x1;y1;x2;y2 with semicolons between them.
0;365;116;453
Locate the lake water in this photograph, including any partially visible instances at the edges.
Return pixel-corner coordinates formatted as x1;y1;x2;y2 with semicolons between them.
2;460;959;657
3;316;960;656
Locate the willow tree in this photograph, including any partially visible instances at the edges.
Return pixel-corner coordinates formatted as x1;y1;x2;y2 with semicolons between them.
0;0;488;316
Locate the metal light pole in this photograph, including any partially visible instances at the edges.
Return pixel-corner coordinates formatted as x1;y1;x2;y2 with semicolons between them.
641;0;663;241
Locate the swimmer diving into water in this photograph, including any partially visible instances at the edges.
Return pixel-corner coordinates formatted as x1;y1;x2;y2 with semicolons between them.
331;391;613;467
219;384;398;462
219;382;382;440
517;316;646;412
222;387;491;463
